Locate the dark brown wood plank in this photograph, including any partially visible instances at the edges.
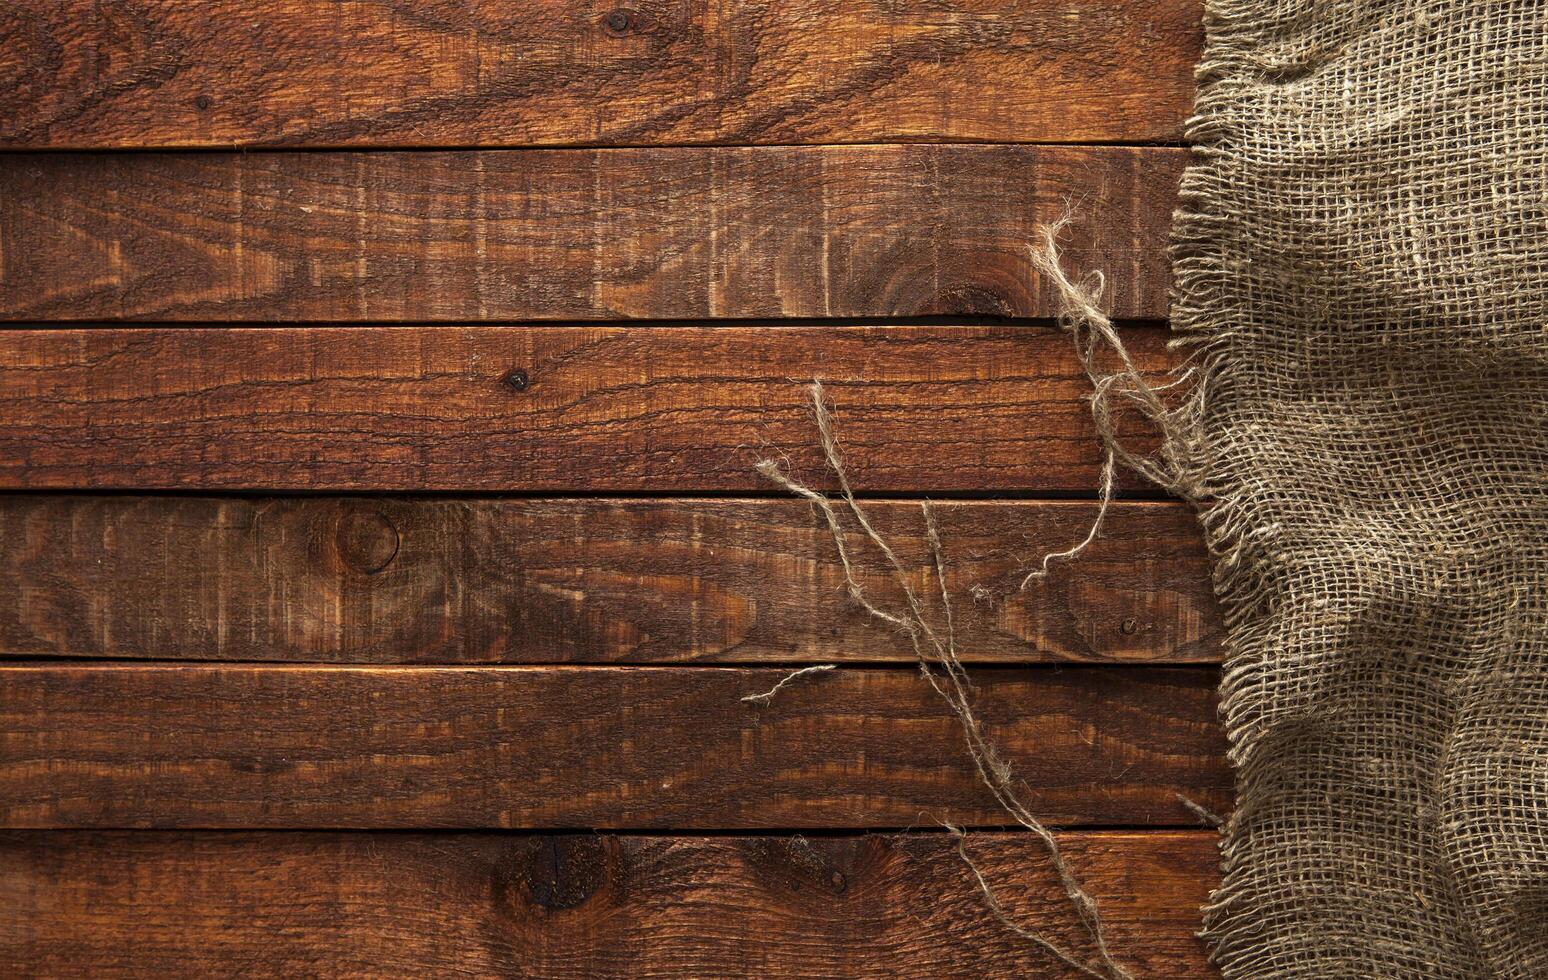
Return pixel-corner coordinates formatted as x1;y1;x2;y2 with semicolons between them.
0;324;1171;492
0;496;1218;665
0;829;1218;977
0;146;1183;323
0;665;1229;828
0;1;1200;148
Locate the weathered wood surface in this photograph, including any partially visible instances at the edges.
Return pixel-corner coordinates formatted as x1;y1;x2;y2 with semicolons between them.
0;1;1200;149
0;496;1217;665
0;665;1229;828
0;324;1170;492
0;829;1219;977
0;146;1183;323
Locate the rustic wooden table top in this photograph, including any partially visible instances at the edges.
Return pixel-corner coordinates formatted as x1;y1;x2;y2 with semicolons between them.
0;2;1221;976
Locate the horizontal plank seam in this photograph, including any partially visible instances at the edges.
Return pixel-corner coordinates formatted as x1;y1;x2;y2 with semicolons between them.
0;139;1194;157
0;662;1221;674
0;488;1186;503
0;657;1223;669
0;491;1191;505
0;828;1217;840
0;317;1174;330
0;822;1224;834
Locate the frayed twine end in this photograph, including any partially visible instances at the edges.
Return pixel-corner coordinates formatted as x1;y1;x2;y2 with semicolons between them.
1029;209;1208;506
1176;792;1227;830
741;664;837;705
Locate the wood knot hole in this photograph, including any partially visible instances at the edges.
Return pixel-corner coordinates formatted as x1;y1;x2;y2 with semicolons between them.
601;7;640;35
525;837;608;910
336;510;399;575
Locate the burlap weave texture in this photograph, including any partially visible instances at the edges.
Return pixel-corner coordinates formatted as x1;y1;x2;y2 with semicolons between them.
1177;1;1548;975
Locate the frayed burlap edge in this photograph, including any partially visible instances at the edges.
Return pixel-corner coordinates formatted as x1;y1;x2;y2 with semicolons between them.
1169;0;1293;970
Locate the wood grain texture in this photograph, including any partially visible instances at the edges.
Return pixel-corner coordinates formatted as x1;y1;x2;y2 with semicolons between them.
0;830;1219;977
0;1;1200;148
0;496;1217;665
0;665;1229;828
0;146;1183;323
0;324;1171;492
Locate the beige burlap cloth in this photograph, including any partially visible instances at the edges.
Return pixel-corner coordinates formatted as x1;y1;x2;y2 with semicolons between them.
1173;0;1548;975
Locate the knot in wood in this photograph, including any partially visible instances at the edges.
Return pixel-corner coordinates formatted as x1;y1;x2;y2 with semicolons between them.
601;8;639;35
742;837;862;898
934;283;1016;317
521;836;608;910
335;509;399;575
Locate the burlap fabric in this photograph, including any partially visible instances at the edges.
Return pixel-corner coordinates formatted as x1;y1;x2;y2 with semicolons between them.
1174;0;1548;975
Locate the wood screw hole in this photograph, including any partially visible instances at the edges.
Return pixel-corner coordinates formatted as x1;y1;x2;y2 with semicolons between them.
502;368;530;392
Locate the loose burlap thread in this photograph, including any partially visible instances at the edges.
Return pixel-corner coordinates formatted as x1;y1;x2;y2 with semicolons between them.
756;387;1134;979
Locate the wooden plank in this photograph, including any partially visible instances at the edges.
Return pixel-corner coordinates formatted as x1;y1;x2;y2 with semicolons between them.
0;324;1171;492
0;830;1218;978
0;496;1218;665
0;146;1183;323
0;1;1200;149
0;665;1229;828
